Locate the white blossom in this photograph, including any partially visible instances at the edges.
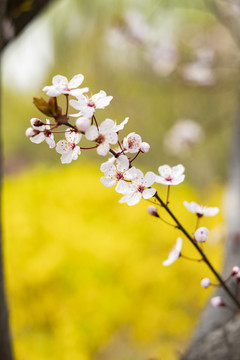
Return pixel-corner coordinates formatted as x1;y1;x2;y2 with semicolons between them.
210;296;225;307
155;164;185;185
200;278;211;288
194;227;209;243
25;127;37;138
118;169;156;206
164;119;204;156
85;118;118;156
112;117;129;132
27;118;55;148
163;237;182;266
43;74;88;97
140;142;150;153
70;90;113;118
147;205;159;218
183;201;219;217
56;129;81;164
100;155;130;189
123;132;142;153
232;266;240;276
75;117;91;132
180;62;215;87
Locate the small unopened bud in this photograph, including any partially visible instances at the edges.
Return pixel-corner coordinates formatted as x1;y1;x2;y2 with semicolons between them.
210;296;225;307
147;205;159;218
25;127;38;138
200;278;211;288
75;117;91;132
235;271;240;281
140;142;150;153
232;266;240;276
32;119;44;127
194;227;209;242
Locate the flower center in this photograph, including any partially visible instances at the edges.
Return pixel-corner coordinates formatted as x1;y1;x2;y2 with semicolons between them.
97;134;105;144
165;176;173;181
44;129;52;137
116;172;124;180
137;185;145;193
88;99;95;108
128;139;136;148
71;143;76;150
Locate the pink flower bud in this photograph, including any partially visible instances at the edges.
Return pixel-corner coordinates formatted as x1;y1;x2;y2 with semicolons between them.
235;271;240;281
147;205;159;218
25;127;37;138
210;296;225;307
75;117;91;132
200;278;211;288
232;266;240;276
140;142;150;153
194;227;209;242
32;119;44;127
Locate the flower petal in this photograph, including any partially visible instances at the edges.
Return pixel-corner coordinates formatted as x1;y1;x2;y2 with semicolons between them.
100;119;115;133
85;126;98;141
142;188;156;199
100;177;116;187
52;75;68;86
68;74;84;89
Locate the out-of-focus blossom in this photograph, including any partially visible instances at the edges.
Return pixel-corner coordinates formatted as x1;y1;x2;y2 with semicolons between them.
163;237;182;266
155;164;185;186
164;119;204;156
194;227;209;243
118;169;156;206
56;130;81;164
200;278;211;288
43;74;88;97
210;296;225;307
124;9;151;43
146;37;178;77
232;266;240;276
183;201;219;217
147;205;159;218
85;118;118;156
123;132;142;153
180;61;215;86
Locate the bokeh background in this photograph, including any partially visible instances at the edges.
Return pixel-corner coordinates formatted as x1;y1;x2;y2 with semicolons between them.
2;0;240;359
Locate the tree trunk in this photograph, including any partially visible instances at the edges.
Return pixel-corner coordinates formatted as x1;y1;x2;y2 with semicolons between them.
182;90;240;359
0;1;53;358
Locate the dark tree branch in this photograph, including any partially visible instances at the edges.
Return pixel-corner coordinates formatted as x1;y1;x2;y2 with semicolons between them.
1;0;53;52
0;1;54;359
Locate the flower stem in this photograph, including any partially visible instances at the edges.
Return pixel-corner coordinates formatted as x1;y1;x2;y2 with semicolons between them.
154;191;240;309
166;185;171;205
181;254;203;262
80;145;98;150
130;150;141;164
93;114;99;131
65;94;69;116
195;216;200;231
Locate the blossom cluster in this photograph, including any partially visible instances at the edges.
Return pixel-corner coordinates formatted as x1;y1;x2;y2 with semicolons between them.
26;74;187;207
26;74;239;311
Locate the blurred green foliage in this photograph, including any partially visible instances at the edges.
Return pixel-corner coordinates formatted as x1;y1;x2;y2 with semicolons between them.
3;164;223;360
